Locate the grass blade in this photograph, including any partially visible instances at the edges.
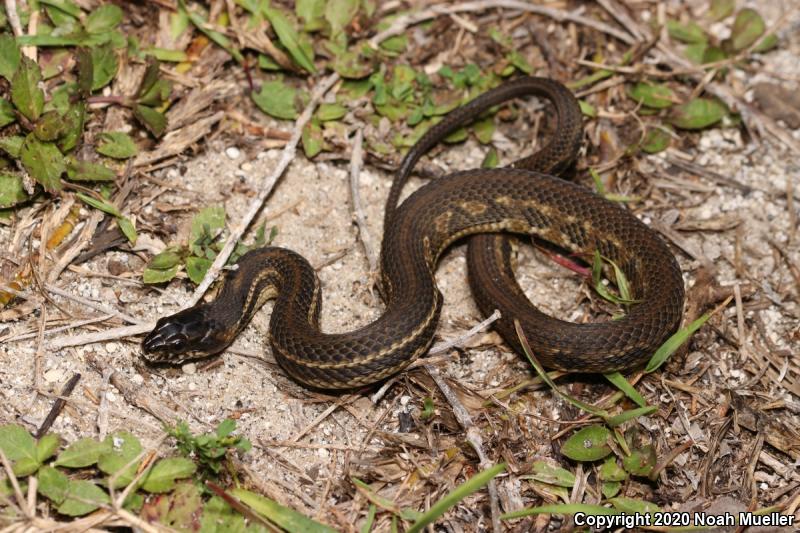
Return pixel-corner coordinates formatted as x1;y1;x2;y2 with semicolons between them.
407;463;505;533
645;295;732;373
603;372;647;407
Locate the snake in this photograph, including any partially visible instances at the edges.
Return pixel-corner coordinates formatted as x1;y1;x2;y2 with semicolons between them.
142;77;685;390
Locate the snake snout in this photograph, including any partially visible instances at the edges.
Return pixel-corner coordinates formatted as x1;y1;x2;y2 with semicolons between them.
142;308;224;363
142;319;192;359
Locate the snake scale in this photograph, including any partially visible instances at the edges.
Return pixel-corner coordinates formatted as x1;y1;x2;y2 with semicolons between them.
142;77;685;390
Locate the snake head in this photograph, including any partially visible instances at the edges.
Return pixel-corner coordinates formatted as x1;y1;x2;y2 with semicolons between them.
142;308;224;364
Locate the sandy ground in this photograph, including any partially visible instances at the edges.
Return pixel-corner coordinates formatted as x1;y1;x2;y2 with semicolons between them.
1;2;799;531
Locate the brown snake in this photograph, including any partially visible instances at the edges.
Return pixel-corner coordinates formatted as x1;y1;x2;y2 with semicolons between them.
142;77;685;389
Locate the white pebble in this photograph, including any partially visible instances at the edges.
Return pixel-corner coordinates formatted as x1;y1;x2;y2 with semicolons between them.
43;368;64;383
182;363;197;375
226;146;241;159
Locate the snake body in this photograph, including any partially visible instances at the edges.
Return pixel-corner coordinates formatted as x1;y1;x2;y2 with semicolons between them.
142;77;685;389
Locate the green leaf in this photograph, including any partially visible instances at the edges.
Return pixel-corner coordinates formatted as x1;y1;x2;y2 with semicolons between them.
473;117;495;144
96;131;138;159
66;159;116;181
148;249;182;270
264;8;316;73
216;419;236;438
232;488;344;533
0;136;24;158
609;496;660;513
135;58;160;101
578;100;596;118
648;314;706;371
143;264;180;284
0;98;16;128
199;495;263;532
91;44;118;91
640;125;672;154
20;134;66;191
186;256;212;284
606;405;658;426
84;4;123;34
36;433;61;463
602;481;622;498
141;457;197;493
317;103;347;122
0;424;39;475
0;34;21;81
302;119;324;158
57;480;110;516
37;465;69;505
603;372;647;407
54;437;111;468
0;173;29;208
502;503;616;520
296;0;325;31
41;0;82;18
420;397;435;419
179;0;243;63
190;206;225;251
669;98;727;129
709;0;735;21
98;431;142;489
74;48;94;95
443;127;468;144
684;42;708;64
599;456;628;482
76;192;122;217
58;102;86;153
481;147;499;168
12;56;45;121
34;110;69;141
407;464;506;533
666;20;707;44
325;0;359;39
729;8;765;52
137;78;171;107
622;444;657;477
561;425;612;462
142;47;188;62
252;80;298;120
627;82;675;109
527;461;575;488
133;105;168;137
753;33;778;53
117;216;137;245
143;482;204;530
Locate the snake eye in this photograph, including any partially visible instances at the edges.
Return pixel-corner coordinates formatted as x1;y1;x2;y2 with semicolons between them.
143;314;202;358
